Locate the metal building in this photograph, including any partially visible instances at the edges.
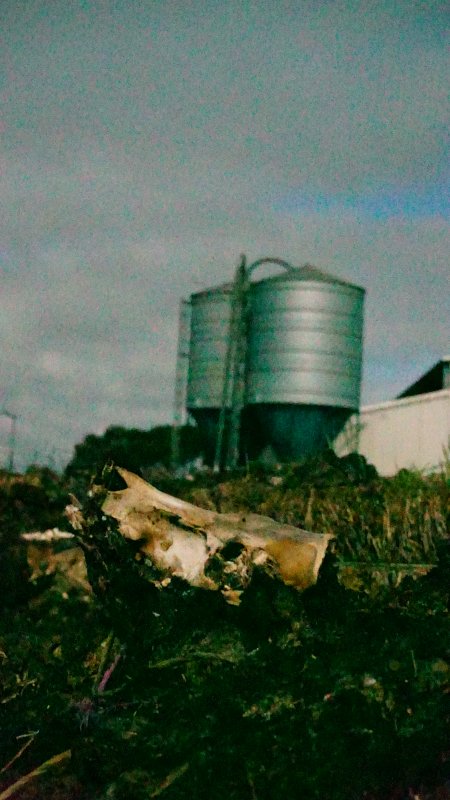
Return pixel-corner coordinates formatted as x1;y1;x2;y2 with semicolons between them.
183;259;365;465
397;356;450;398
334;357;450;475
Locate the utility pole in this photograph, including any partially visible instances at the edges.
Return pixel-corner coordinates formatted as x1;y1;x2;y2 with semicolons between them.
172;300;191;470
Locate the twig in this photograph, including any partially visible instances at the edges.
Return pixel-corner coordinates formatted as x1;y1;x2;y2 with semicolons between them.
148;651;238;669
337;561;435;570
0;733;37;775
0;749;71;800
411;649;418;677
21;529;74;542
1;677;37;705
247;771;259;800
93;631;115;690
150;762;189;797
97;652;121;693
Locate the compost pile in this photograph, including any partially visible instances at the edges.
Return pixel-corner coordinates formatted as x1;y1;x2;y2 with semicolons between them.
0;454;449;800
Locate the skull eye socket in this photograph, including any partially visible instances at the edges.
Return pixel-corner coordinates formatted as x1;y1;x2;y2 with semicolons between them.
221;541;246;561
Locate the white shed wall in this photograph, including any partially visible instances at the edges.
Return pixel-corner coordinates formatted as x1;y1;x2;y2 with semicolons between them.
334;389;450;476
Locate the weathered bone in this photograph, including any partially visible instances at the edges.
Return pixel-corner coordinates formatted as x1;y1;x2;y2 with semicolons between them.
100;468;333;604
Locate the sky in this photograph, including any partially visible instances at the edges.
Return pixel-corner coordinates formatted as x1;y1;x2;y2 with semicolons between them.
1;0;448;471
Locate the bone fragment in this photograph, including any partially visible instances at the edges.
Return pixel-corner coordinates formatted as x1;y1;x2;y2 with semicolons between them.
100;468;332;603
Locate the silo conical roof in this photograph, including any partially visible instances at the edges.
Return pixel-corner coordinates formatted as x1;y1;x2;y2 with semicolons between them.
256;264;364;292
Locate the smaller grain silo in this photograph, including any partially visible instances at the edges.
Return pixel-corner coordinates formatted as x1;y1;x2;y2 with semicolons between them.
186;282;234;462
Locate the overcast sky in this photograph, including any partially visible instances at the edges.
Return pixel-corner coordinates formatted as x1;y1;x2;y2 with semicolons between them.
1;0;448;471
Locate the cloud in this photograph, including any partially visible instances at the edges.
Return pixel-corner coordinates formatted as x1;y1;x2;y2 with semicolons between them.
0;0;448;469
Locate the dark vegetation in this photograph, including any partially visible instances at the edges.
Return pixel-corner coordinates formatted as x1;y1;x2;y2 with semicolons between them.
64;424;203;487
0;441;449;799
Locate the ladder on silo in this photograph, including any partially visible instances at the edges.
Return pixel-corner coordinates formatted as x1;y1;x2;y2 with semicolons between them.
214;256;296;471
214;256;249;471
172;299;191;468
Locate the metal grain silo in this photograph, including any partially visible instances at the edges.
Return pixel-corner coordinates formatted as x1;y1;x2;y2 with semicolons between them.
186;282;233;462
243;265;365;460
182;261;365;465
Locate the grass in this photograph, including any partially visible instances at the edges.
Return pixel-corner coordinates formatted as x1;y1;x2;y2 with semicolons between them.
0;454;448;799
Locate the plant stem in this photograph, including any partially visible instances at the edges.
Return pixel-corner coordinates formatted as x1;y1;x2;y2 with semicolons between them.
0;750;71;800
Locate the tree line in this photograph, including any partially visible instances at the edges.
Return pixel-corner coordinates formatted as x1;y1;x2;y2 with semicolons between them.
64;424;204;481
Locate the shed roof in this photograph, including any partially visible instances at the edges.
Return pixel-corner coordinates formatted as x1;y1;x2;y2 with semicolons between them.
397;356;450;398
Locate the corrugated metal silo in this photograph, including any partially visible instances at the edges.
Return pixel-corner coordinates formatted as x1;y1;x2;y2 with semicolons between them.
247;266;363;408
184;263;365;464
243;265;365;460
186;282;233;462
